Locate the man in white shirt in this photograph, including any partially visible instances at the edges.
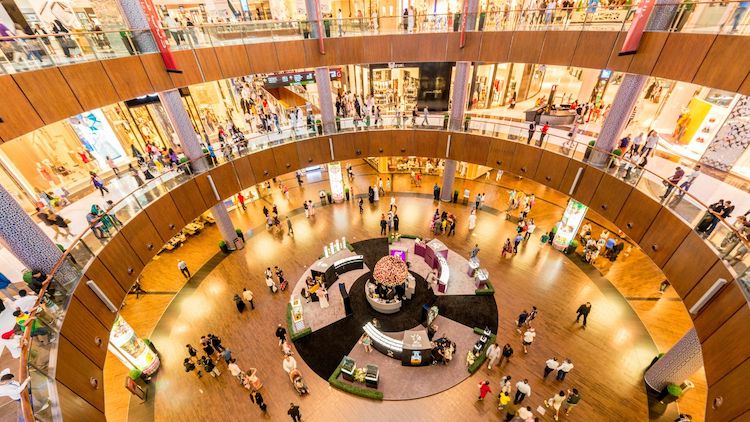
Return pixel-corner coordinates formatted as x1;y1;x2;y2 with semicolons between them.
486;343;502;370
522;328;536;353
282;354;297;373
177;260;190;278
677;164;701;197
242;288;255;310
518;405;534;420
421;106;430;126
0;370;30;402
514;379;531;404
556;359;574;381
543;357;560;378
227;360;243;379
12;290;37;313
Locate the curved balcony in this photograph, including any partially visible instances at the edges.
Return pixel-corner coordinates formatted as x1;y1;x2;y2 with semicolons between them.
2;5;750;141
17;113;750;421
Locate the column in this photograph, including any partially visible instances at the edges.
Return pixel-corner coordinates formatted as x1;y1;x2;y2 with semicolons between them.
589;74;648;167
441;61;472;202
699;96;750;172
0;185;67;275
644;329;703;392
304;0;320;38
158;91;208;173
212;203;241;250
576;69;600;103
315;67;337;134
464;0;481;30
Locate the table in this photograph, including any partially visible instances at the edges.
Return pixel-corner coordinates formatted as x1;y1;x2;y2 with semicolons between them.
401;328;432;366
365;281;402;314
364;322;404;359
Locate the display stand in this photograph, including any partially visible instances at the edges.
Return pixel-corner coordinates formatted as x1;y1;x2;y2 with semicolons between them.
291;298;305;331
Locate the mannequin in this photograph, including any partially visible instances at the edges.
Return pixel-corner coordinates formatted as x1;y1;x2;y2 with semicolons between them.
36;163;54;186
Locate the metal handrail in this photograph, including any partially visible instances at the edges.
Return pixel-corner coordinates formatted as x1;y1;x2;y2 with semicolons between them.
15;115;749;420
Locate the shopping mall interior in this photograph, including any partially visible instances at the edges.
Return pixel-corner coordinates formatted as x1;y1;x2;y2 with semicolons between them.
0;0;749;421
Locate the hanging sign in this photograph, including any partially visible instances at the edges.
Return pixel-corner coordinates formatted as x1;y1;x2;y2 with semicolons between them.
138;0;182;73
619;0;656;55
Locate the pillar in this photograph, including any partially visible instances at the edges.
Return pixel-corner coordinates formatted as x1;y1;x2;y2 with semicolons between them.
464;0;480;30
589;74;648;167
315;67;337;134
699;96;750;172
577;69;600;103
212;203;241;250
441;61;472;202
158;91;208;173
644;328;703;392
304;0;320;38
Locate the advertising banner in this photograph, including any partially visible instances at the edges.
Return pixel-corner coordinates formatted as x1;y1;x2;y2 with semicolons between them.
138;0;182;72
619;0;656;55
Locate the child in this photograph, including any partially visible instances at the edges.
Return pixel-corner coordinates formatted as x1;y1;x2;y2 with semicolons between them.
497;391;511;410
478;380;492;400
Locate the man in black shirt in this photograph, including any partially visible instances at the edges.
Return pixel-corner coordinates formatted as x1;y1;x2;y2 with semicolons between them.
275;324;287;345
288;403;302;422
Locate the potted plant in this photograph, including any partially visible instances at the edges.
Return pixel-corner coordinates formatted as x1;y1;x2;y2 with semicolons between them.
345;187;350;201
608;148;623;169
315;119;323;135
464;115;471;131
566;239;579;255
219;240;229;253
583;140;595;161
235;228;245;242
658;383;684;404
452;190;459;203
326;191;333;204
336;116;341;131
443;114;450;129
128;369;142;381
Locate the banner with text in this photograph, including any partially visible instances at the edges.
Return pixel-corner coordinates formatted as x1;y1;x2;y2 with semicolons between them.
619;0;656;55
139;0;181;72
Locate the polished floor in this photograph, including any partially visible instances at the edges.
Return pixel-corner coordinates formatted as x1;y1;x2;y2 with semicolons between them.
104;160;707;421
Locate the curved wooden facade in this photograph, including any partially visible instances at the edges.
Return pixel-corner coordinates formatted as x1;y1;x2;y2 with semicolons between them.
56;130;748;421
1;31;750;142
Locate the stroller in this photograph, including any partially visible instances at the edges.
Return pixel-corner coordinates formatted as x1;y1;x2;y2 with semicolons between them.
289;369;309;395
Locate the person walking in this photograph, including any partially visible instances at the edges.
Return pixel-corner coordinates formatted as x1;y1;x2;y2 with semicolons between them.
526;306;538;327
282;354;297;373
358;197;364;214
91;172;109;196
575;302;592;327
676;165;701;198
522;328;536;353
513;379;531;404
543;357;560;379
380;214;387;235
497;390;511;410
516;310;529;333
234;294;246;313
513;234;523;253
524;219;536;241
556;359;574;381
177;260;190;278
470;244;480;259
242;288;255;310
499;343;514;366
266;273;277;293
660;166;685;201
545;390;567;421
527;121;536;144
538;123;549;145
563;388;581;416
288;403;302;422
486;343;502;370
393;214;400;232
275;324;287;344
250;389;267;412
286;216;294;236
478;380;492;400
421;106;429;126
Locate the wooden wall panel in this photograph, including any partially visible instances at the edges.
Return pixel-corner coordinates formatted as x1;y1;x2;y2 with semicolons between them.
302;38;326;68
12;68;82;124
388;130;414;156
510;144;542;178
58;382;105;422
331;133;357;160
485;139;517;172
693;35;750;93
606;31;633;72
58;62;119;111
353;131;374;157
361;35;393;64
246;42;281;73
651;33;715;82
692;274;745;342
559;162;585;195
207;163;241;201
539;31;580;66
77;258;125;327
391;33;447;63
272;143;301;174
638;208;691;267
627;32;668;75
246;148;278;182
570;31;618;70
570;166;603;205
446;32;482;62
367;130;394;156
275;40;307;71
119;211;163;265
194;48;223;82
231;156;257;189
705;357;750;421
101;56;153;101
214;45;252;78
0;75;44;142
169;50;205;88
614;189;662;243
96;234;144;292
328;37;365;66
662;231;718;298
531;150;570;191
508;31;544;64
144;194;186;242
588;174;632;222
478;32;512;63
683;260;735;311
56;336;105;412
60;297;109;367
741;73;750;96
413;131;441;158
449;133;491;165
139;54;174;92
701;305;750;386
297;137;330;167
169;179;209;223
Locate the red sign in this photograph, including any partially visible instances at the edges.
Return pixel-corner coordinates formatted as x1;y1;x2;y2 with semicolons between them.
139;0;182;73
459;0;469;48
619;0;656;56
314;0;325;54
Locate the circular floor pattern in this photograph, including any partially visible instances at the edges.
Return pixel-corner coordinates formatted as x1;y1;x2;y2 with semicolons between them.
292;238;499;400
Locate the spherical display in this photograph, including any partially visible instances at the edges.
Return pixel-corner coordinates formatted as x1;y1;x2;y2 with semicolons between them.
372;255;409;287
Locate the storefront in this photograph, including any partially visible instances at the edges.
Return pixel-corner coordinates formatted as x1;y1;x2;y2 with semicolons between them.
122;95;182;150
369;62;452;112
364;156;491;179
